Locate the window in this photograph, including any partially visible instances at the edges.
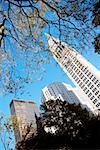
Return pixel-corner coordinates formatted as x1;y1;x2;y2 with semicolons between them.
76;68;79;72
76;60;79;65
55;54;59;58
97;83;100;88
64;64;68;69
77;62;80;66
67;67;71;71
77;70;80;74
96;103;100;107
98;95;100;99
95;91;99;95
87;72;91;77
71;72;74;76
90;74;94;79
94;79;99;84
70;71;73;75
73;66;76;70
85;80;89;84
71;65;74;69
83;77;87;82
79;64;83;69
73;57;76;61
82;67;87;72
92;77;96;82
90;96;95;100
79;82;83;87
81;84;85;89
84;69;88;74
88;93;92;97
61;45;65;49
85;90;89;94
81;75;84;79
92;88;97;93
74;67;76;71
79;73;83;77
74;59;77;63
74;75;77;80
83;87;87;92
75;77;78;82
90;85;94;90
77;79;81;84
93;99;98;104
86;70;89;75
72;73;75;78
87;82;91;87
81;66;84;70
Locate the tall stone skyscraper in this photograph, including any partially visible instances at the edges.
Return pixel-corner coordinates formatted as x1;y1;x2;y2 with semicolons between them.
10;99;39;143
47;34;100;114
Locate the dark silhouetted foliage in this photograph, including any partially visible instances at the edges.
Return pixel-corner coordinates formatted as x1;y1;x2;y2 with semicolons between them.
16;99;100;150
92;1;100;54
94;35;100;54
92;1;100;27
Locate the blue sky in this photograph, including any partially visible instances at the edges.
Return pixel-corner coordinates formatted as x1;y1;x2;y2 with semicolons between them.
0;45;100;113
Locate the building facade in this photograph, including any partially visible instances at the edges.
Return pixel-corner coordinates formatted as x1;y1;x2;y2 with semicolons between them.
10;99;39;143
47;35;100;114
41;82;81;105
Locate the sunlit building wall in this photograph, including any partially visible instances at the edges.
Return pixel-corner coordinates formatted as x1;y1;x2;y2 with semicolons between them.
41;82;81;105
47;35;100;114
10;99;39;143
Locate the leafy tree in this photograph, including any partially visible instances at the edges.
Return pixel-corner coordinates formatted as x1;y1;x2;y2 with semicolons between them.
92;1;100;27
0;0;99;94
40;99;92;149
16;99;100;150
92;1;100;54
94;34;100;54
0;112;17;150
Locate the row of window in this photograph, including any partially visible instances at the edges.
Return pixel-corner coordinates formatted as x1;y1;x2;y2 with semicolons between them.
56;46;100;105
59;43;100;108
96;102;100;107
66;62;99;103
57;43;99;90
69;60;100;93
83;67;99;88
69;55;100;88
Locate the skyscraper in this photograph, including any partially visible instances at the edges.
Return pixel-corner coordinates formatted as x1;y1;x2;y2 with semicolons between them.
41;82;81;105
41;82;90;134
47;35;100;114
10;99;39;143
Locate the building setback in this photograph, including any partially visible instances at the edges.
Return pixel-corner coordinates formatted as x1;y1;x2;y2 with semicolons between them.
41;82;80;104
10;99;39;143
47;34;100;114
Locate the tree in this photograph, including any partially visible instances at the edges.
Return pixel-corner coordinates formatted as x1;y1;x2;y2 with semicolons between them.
92;1;100;27
94;35;100;54
0;112;17;150
16;99;100;150
40;99;92;149
92;1;100;54
0;0;99;94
